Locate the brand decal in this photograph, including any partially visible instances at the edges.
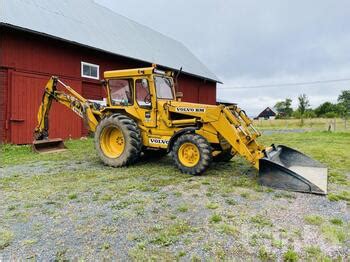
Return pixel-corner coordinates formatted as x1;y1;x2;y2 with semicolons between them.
149;138;169;145
175;107;206;113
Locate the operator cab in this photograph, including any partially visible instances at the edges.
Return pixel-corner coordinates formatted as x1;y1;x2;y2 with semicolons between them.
103;66;178;108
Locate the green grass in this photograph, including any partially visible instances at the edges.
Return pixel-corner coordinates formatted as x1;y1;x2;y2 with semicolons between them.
206;202;219;209
321;224;347;244
304;215;324;226
250;215;273;228
0;229;14;250
210;213;222;223
253;118;349;132
216;223;239;236
150;220;191;246
258;246;276;261
177;203;189;213
283;247;299;262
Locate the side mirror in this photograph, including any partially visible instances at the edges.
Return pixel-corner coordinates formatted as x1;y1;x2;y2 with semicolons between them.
176;92;183;99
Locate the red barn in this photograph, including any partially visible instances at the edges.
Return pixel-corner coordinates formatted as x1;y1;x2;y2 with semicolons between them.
0;0;220;144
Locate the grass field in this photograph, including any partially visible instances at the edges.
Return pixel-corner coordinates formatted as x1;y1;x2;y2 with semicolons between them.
253;118;349;132
1;131;349;260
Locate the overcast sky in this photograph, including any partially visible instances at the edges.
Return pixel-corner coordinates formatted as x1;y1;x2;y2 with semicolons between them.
95;0;350;115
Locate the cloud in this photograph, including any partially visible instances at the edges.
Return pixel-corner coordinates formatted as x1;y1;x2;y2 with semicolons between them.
95;0;350;114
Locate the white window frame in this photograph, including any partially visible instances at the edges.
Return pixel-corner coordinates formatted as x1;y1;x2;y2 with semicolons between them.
81;61;100;80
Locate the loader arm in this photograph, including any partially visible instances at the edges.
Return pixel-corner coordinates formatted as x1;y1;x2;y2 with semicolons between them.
34;77;101;140
210;105;266;169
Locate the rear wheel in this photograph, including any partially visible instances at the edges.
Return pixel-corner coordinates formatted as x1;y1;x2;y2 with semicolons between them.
95;114;142;167
172;134;212;175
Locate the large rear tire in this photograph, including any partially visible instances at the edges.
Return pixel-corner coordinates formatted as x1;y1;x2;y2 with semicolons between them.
172;134;212;175
95;114;142;167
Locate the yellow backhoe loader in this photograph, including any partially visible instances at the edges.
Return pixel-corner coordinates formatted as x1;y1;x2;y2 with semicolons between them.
33;66;328;194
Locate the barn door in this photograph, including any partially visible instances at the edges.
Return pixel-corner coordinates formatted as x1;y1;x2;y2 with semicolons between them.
10;72;83;144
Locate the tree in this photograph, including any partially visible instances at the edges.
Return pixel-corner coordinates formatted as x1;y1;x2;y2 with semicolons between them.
298;94;310;125
314;102;338;117
298;94;310;116
338;90;350;117
274;98;293;118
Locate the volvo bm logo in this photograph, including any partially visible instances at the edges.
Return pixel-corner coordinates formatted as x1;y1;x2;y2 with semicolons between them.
149;138;169;145
175;107;205;113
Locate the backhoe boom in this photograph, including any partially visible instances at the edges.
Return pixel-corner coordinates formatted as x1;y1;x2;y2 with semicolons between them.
34;77;101;140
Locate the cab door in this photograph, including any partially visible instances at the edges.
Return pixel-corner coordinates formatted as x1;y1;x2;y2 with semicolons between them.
134;77;157;127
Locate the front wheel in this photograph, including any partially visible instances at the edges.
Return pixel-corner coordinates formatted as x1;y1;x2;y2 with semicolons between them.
172;134;212;175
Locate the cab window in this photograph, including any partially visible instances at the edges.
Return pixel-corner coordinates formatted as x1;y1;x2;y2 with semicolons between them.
154;76;174;100
135;79;151;107
108;79;132;106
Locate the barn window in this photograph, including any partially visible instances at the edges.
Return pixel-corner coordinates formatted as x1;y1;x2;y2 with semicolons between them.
81;62;100;80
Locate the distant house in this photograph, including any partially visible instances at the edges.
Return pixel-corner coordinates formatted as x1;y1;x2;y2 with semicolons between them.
256;107;276;120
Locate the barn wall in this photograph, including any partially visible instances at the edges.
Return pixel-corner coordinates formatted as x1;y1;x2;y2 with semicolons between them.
1;27;217;144
0;69;8;143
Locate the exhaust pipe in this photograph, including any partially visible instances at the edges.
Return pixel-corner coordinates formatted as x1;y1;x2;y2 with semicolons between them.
32;138;67;154
259;145;328;195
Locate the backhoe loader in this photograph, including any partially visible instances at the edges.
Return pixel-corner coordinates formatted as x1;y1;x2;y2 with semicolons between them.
33;66;328;194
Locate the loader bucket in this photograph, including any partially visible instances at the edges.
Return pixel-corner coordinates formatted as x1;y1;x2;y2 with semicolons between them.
32;138;67;154
259;145;327;195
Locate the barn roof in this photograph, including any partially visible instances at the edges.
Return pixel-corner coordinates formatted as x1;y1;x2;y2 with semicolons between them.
0;0;220;83
257;107;276;118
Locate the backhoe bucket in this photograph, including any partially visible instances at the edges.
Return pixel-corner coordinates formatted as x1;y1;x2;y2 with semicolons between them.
259;145;327;195
32;138;67;154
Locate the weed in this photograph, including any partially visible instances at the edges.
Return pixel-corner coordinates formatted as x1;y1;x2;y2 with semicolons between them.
217;223;239;236
304;215;324;226
330;218;343;226
304;245;331;260
177;203;189;213
272;238;283;249
329;172;349;185
0;229;14;249
101;242;110;250
206;202;219;209
283;247;298;262
321;224;346;244
250;215;273;228
210;213;222;223
225;199;237;205
68;193;77;200
150;221;191;247
258;246;276;261
328;191;350;203
273;191;296;199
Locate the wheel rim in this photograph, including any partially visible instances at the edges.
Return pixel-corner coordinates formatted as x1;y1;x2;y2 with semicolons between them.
178;142;200;167
100;125;125;158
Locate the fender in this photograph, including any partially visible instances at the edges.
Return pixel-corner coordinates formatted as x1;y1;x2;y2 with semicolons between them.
167;127;198;153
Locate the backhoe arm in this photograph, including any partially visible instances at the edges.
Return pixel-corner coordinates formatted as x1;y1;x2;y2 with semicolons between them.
34;77;101;140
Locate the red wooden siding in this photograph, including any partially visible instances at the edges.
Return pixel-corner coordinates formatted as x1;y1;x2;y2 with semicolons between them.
0;27;217;144
0;69;8;142
9;72;82;144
